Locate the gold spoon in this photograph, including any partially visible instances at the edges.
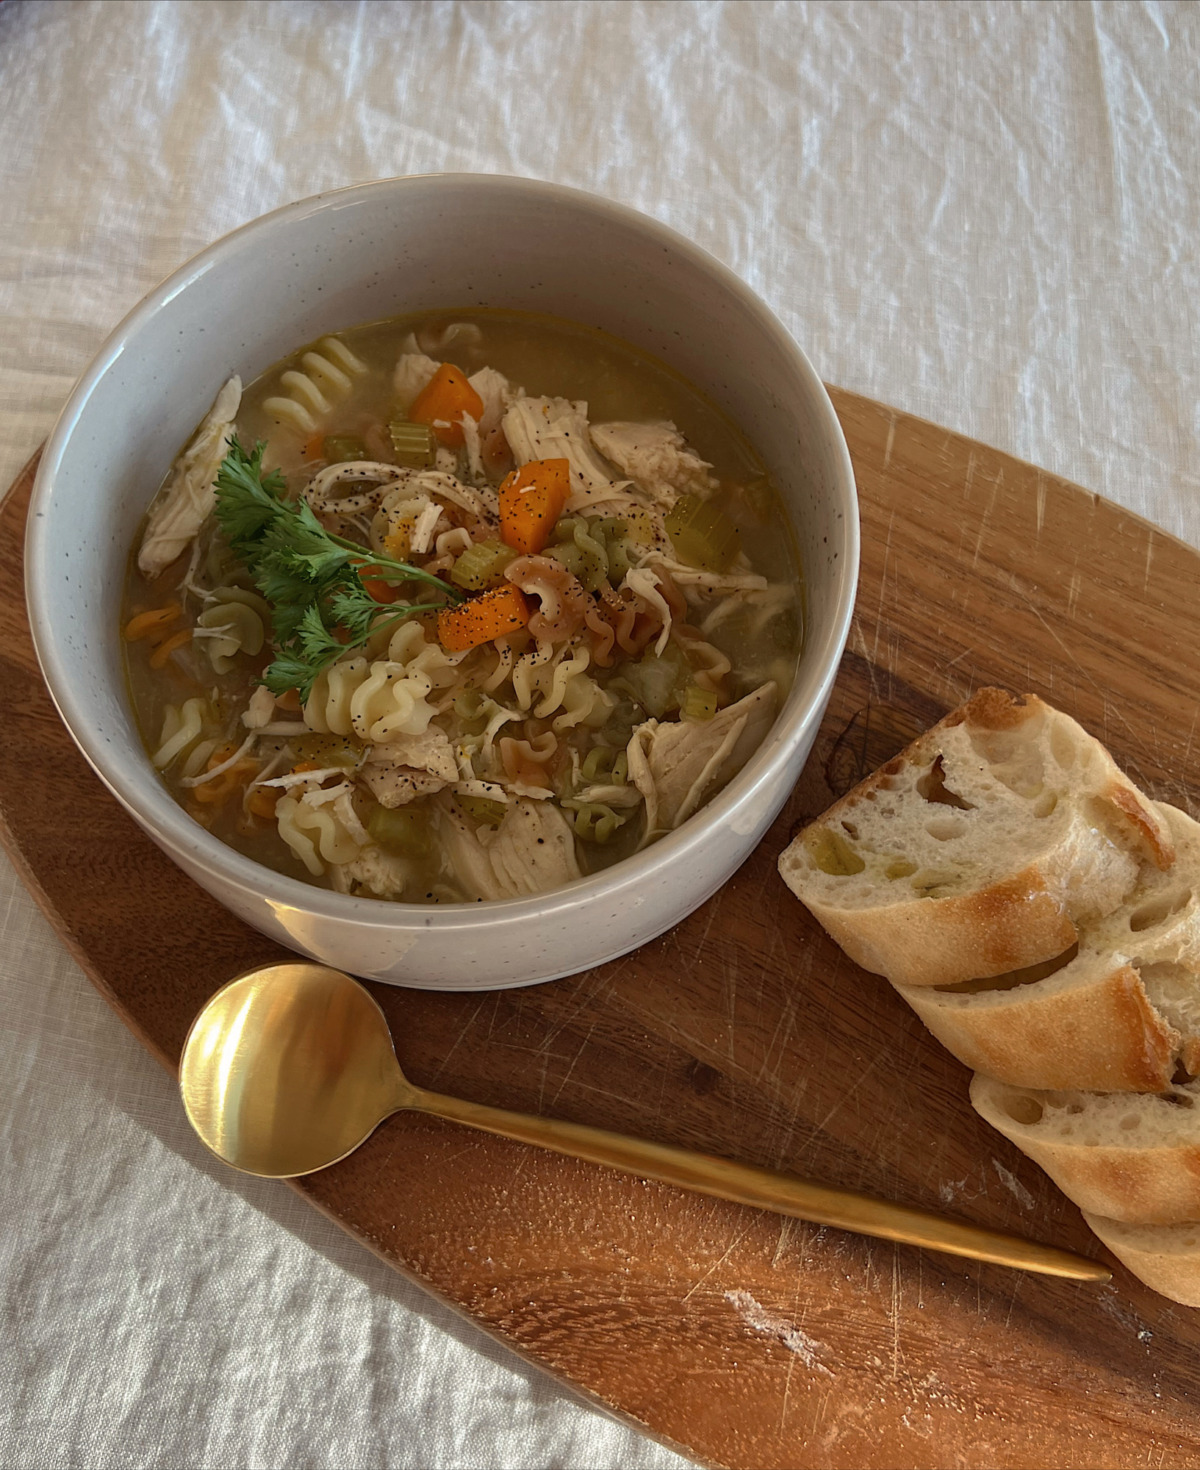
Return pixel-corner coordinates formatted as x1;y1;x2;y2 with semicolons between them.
179;963;1110;1282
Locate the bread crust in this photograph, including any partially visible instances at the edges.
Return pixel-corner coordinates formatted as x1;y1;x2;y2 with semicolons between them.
779;687;1173;987
900;962;1179;1092
804;869;1079;989
970;1073;1200;1225
1083;1213;1200;1307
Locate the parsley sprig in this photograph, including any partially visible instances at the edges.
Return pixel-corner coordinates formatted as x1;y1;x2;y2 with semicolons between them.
212;438;459;701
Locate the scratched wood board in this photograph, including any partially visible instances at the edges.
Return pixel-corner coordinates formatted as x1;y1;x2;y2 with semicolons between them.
4;389;1200;1470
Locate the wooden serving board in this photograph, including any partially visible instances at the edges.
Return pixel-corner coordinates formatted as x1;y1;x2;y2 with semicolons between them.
6;393;1200;1470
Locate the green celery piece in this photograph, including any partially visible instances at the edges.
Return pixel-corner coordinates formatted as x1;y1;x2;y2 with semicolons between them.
291;734;361;767
456;793;507;827
664;494;740;572
368;805;431;856
680;683;718;721
389;418;436;468
323;434;367;464
450;539;516;591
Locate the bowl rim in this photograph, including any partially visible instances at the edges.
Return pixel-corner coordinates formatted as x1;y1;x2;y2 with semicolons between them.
26;171;859;933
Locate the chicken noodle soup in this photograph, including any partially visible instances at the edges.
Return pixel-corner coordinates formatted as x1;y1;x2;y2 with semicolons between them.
122;310;803;902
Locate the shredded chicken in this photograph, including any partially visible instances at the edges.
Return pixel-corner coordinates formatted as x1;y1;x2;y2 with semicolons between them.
642;549;768;601
361;729;459;808
138;376;241;576
335;844;412;900
502;396;631;511
437;797;582;900
393;351;440;409
589;420;717;509
626;682;777;841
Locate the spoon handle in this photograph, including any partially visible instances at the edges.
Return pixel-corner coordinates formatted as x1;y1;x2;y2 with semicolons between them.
410;1085;1109;1281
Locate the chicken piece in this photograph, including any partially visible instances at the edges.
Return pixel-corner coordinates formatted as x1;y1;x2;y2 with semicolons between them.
502;396;631;511
642;549;768;601
392;351;440;410
138;376;241;575
588;421;717;510
361;728;459;808
334;844;412;900
467;365;517;436
438;797;582;901
626;682;777;842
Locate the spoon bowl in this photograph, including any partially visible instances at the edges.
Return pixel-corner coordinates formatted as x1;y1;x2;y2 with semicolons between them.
181;964;416;1177
180;963;1112;1282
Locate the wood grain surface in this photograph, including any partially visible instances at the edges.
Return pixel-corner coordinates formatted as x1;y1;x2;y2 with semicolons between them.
6;391;1200;1469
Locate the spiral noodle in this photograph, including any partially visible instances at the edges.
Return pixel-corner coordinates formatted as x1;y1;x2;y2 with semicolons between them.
499;730;558;791
152;697;207;769
263;336;368;434
304;655;436;743
564;801;627;845
384;620;466;689
674;624;732;696
276;783;368;875
583;583;665;664
194;586;269;673
421;525;474;577
504;555;588;643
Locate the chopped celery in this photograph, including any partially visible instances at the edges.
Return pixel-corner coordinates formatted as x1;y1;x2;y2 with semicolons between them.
664;494;740;572
367;805;431;857
680;684;718;721
323;434;366;464
450;538;516;591
456;793;507;826
388;418;437;468
289;734;362;767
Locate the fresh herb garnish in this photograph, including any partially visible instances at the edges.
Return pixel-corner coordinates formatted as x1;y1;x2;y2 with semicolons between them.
212;438;459;701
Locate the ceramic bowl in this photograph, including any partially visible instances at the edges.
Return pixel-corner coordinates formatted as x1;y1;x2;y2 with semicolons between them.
26;174;858;990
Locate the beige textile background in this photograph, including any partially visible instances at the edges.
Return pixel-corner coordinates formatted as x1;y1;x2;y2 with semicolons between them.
2;1;1199;1466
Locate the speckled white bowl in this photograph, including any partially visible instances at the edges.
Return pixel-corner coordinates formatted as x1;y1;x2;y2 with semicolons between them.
26;175;857;990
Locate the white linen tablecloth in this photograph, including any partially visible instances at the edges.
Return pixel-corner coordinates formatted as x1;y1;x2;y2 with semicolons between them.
3;2;1199;1465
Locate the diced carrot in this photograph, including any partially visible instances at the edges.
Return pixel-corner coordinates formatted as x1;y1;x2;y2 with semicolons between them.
290;761;321;774
498;458;570;555
246;786;280;819
124;604;180;641
437;585;531;652
303;433;325;461
194;746;258;806
275;688;302;712
357;565;404;604
409;363;484;448
148;628;192;669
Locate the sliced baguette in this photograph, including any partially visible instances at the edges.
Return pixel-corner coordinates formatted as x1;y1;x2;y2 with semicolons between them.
970;1071;1200;1225
1082;1213;1200;1307
778;688;1173;988
894;802;1200;1091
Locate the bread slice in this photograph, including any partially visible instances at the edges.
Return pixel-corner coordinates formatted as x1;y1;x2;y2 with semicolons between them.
1082;1212;1200;1306
894;802;1200;1091
778;688;1173;988
970;1071;1200;1224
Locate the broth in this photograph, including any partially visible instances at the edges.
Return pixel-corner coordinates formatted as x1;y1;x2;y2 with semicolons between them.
122;308;804;903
